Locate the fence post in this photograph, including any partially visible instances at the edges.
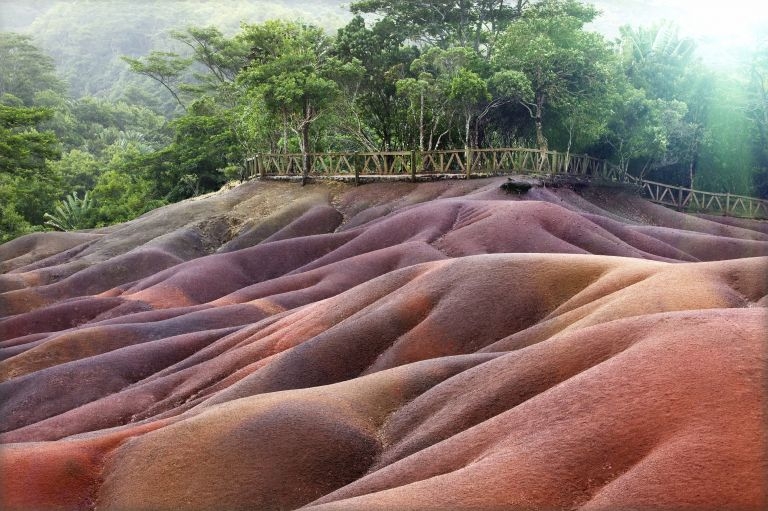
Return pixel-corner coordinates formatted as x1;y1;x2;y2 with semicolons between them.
726;192;731;216
354;152;360;186
244;157;252;179
257;155;266;179
466;148;473;178
410;150;417;182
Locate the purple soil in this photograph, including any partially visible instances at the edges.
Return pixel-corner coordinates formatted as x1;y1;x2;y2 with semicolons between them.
1;179;766;511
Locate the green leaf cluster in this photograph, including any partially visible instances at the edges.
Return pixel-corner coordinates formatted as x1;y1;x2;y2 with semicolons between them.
44;191;93;231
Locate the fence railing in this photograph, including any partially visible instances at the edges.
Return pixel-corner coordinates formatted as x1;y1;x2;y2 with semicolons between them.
629;177;768;219
245;147;625;182
244;147;768;219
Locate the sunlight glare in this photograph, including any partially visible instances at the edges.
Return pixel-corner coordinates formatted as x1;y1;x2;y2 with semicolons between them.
655;0;766;42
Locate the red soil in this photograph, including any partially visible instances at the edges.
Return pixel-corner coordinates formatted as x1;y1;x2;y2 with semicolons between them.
1;178;765;510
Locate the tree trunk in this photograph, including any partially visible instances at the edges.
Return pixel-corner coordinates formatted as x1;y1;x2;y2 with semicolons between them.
464;113;473;174
565;118;574;171
282;121;289;153
419;90;425;152
534;94;548;172
301;122;310;186
535;95;547;153
300;103;313;186
688;124;702;190
465;113;472;151
688;143;698;190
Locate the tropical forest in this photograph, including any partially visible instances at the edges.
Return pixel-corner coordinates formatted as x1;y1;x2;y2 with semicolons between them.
2;0;768;242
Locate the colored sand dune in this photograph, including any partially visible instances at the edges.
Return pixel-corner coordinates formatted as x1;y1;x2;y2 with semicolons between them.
1;178;766;510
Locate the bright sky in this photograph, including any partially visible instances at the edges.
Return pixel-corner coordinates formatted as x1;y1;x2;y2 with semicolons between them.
590;0;768;69
665;0;766;40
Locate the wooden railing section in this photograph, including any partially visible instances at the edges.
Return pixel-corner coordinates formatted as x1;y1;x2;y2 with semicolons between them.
245;148;624;182
244;147;768;219
629;177;768;219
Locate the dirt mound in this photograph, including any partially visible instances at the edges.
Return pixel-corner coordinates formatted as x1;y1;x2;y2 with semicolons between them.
1;179;766;511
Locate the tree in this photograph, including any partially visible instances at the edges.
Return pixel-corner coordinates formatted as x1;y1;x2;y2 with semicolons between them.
122;51;192;111
397;46;527;153
748;42;768;197
238;21;357;184
335;15;418;150
48;149;101;196
397;47;471;151
616;21;717;188
0;32;65;105
0;200;35;243
137;96;239;201
171;26;250;95
618;22;696;102
598;83;688;178
0;103;61;239
350;0;530;54
0;103;60;176
44;191;94;231
25;0;348;112
86;143;166;226
494;0;612;154
678;67;714;189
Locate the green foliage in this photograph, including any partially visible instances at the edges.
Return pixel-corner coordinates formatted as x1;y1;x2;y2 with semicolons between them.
597;83;684;172
0;201;38;243
89;169;165;226
238;21;360;180
335;15;418;150
172;26;251;95
0;166;53;243
748;43;768;198
0;103;60;176
618;22;697;100
122;52;193;112
24;0;348;114
351;0;525;52
64;97;168;156
48;149;101;196
695;75;756;195
132;96;239;201
396;46;505;149
0;33;173;242
44;190;94;231
494;0;611;151
0;32;66;105
613;21;720;188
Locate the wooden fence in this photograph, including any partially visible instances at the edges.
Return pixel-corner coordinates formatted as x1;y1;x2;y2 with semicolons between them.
631;177;768;219
244;147;768;219
245;147;625;182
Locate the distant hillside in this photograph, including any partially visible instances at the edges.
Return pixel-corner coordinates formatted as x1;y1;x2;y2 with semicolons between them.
1;0;350;102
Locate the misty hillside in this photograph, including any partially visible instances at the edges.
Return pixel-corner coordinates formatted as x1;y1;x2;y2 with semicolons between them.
1;0;349;101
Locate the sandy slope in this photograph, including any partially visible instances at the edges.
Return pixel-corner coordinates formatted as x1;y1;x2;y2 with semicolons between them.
1;178;766;510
